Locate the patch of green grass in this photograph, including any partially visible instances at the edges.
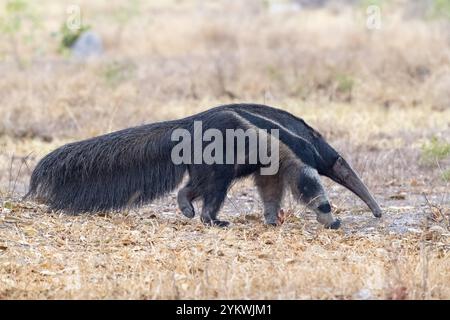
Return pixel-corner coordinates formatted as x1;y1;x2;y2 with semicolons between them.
360;0;384;9
0;0;40;67
3;201;14;210
102;61;136;86
429;0;450;20
58;22;90;53
442;169;450;182
335;74;354;94
266;65;283;81
1;0;29;34
421;136;450;164
112;0;140;25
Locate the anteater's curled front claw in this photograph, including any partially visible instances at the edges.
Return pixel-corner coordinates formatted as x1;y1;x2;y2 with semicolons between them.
325;218;341;230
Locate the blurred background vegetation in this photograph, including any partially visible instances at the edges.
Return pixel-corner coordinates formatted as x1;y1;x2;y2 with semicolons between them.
0;0;449;183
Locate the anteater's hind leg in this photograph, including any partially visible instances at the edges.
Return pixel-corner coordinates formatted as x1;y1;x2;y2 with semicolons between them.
177;181;199;218
183;165;234;227
200;185;230;227
200;176;232;227
255;173;284;226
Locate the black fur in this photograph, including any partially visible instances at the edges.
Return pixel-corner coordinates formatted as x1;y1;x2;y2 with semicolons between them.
27;121;187;212
27;104;343;227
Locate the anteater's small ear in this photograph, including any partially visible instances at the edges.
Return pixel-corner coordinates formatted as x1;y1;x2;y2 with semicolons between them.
328;156;382;218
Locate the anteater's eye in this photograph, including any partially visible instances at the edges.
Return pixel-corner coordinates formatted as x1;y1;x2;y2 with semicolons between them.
298;173;319;199
317;203;331;213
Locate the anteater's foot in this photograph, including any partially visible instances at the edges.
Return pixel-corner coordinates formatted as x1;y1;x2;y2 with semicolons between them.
180;205;195;218
212;220;230;228
325;219;341;230
201;218;230;228
264;215;279;227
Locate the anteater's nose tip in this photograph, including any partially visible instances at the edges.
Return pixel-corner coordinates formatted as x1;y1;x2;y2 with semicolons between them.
373;210;382;218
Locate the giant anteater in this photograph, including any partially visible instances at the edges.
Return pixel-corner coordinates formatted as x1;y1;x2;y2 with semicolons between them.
27;104;382;229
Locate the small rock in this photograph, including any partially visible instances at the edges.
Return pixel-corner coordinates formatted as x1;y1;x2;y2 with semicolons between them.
39;270;57;276
354;288;372;300
425;225;448;240
375;248;388;257
389;192;407;200
71;31;103;60
407;228;422;234
429;225;447;233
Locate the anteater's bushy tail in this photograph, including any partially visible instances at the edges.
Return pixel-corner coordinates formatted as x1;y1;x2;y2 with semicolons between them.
26;122;187;213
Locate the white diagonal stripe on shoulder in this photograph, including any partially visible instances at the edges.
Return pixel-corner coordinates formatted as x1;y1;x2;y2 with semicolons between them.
237;109;314;146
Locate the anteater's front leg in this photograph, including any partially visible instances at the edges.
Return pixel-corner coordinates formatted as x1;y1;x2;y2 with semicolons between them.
255;173;284;226
296;166;341;229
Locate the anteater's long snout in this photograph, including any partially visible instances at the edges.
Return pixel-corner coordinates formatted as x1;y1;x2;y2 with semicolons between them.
328;156;382;218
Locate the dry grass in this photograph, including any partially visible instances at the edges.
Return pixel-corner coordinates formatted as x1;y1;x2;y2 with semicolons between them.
1;0;450;139
1;103;449;299
0;192;449;299
0;0;449;299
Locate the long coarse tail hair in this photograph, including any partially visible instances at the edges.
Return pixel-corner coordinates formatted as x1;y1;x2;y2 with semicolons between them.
26;121;187;213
